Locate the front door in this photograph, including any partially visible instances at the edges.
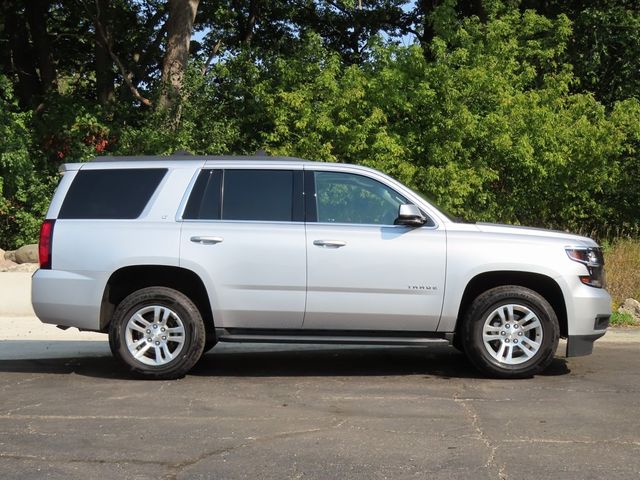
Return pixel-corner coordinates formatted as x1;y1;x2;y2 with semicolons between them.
304;169;446;332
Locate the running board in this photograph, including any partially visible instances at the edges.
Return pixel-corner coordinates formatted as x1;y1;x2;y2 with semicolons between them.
215;328;453;346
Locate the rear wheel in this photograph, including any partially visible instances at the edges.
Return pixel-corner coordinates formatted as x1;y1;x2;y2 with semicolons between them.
109;287;205;379
461;286;559;378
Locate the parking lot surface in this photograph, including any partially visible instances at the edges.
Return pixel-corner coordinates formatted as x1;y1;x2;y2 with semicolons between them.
1;323;639;480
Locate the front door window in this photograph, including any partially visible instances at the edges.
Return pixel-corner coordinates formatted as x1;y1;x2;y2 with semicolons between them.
314;171;407;225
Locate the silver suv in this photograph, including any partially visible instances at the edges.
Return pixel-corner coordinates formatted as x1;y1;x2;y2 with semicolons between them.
32;154;611;379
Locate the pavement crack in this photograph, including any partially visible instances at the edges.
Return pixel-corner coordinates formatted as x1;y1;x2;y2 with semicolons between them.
9;375;48;387
2;402;42;416
0;413;282;421
0;452;43;461
164;419;345;479
454;391;507;480
504;437;640;447
0;452;173;467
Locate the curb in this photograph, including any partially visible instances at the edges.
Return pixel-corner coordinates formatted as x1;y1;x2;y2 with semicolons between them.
0;272;34;316
597;328;640;344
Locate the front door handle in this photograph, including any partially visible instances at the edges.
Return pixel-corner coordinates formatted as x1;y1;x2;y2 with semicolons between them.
190;236;224;245
313;239;347;248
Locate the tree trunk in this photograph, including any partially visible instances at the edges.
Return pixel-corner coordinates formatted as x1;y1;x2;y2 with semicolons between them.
94;0;115;105
458;0;487;23
418;0;438;61
5;3;41;107
159;0;200;109
233;0;260;46
24;0;57;93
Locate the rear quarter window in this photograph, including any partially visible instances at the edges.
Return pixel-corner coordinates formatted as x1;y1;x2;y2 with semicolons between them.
58;168;167;219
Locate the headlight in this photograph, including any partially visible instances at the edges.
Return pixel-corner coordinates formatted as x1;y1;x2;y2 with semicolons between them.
565;247;605;288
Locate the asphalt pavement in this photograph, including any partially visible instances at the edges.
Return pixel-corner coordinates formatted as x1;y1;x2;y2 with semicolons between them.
0;315;639;480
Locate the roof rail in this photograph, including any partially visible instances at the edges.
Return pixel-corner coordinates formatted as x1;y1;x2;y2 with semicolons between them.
90;153;309;163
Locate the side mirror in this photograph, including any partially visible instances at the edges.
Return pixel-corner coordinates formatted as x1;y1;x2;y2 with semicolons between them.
395;204;426;227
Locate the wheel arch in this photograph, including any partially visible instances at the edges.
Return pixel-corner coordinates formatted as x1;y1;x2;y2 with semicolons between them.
100;265;214;340
455;271;568;338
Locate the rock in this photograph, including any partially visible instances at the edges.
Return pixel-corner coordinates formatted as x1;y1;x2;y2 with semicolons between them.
14;244;38;264
3;262;39;273
618;298;640;323
4;250;16;262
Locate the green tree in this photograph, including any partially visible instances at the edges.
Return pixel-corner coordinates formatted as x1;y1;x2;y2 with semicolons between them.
0;76;54;248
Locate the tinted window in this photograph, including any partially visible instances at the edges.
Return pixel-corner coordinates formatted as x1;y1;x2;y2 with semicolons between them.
183;170;222;220
59;169;166;219
223;170;294;221
315;171;407;225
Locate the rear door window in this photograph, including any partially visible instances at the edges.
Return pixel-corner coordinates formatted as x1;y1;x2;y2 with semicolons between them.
184;169;303;222
223;170;295;222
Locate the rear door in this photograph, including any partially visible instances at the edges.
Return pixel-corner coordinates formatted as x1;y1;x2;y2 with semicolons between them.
303;168;446;332
180;166;306;329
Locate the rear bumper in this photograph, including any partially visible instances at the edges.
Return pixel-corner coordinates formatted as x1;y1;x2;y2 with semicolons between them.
31;269;105;331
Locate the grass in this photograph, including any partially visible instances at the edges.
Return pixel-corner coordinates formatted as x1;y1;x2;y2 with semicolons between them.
609;311;638;327
603;238;640;310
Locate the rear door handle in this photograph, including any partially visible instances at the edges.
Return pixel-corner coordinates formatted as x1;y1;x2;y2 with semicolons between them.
190;236;224;245
313;239;347;248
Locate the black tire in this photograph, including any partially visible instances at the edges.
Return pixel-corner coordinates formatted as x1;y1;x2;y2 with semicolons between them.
108;329;118;357
109;287;206;379
461;286;559;379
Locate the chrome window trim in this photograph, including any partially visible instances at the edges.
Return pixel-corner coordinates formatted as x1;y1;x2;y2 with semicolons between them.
178;218;438;230
309;221;440;230
179;219;305;226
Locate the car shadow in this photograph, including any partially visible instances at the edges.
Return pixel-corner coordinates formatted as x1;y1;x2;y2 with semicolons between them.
192;344;571;379
0;342;571;380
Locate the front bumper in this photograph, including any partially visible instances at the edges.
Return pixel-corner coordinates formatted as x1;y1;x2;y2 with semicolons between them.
563;279;611;357
567;329;608;357
564;296;611;358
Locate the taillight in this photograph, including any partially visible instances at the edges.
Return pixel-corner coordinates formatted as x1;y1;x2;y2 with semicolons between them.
39;219;55;269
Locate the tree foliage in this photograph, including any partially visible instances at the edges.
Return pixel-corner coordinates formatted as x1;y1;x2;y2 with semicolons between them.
0;77;55;246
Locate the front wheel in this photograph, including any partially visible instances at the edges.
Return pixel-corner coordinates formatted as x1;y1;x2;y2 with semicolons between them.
109;287;206;379
461;286;559;378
